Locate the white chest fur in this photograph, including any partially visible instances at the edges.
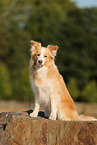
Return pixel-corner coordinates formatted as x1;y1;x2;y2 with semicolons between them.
31;66;53;107
36;66;48;81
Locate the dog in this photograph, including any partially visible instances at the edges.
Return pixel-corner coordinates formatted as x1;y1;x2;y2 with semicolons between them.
30;40;97;121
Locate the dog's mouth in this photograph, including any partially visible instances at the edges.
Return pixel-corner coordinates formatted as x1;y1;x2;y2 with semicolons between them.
37;63;43;67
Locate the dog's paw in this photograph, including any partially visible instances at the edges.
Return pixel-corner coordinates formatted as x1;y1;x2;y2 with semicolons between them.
49;115;56;120
30;112;38;118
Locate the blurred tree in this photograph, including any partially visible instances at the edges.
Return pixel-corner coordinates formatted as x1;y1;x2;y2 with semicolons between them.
82;81;97;102
0;63;12;99
17;67;34;101
0;13;31;99
56;8;97;92
67;78;79;101
84;8;97;82
26;0;76;45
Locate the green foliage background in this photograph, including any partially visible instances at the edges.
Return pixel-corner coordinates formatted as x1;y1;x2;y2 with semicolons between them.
0;0;97;102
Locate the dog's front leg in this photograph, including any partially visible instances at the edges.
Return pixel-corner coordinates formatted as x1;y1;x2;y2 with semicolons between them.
30;99;40;118
49;96;57;120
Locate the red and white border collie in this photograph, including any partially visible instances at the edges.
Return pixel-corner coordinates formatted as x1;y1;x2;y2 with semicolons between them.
30;40;97;121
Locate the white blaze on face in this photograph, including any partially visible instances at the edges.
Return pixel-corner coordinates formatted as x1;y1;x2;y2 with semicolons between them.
37;47;46;66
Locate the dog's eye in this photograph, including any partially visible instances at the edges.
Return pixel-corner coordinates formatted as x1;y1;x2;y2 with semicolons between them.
44;55;47;58
37;53;40;56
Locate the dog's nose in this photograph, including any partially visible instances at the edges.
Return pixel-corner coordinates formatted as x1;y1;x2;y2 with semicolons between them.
38;60;42;64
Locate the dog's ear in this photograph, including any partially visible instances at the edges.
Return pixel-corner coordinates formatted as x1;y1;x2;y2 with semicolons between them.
30;40;41;56
31;40;41;49
30;40;41;68
47;45;59;59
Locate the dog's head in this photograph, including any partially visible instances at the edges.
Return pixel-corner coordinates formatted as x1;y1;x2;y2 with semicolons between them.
30;40;58;68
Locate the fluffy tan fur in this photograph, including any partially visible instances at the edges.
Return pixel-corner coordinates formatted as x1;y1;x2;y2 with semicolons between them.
30;40;97;121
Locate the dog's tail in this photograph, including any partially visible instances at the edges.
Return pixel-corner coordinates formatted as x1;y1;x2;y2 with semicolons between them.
79;115;97;121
